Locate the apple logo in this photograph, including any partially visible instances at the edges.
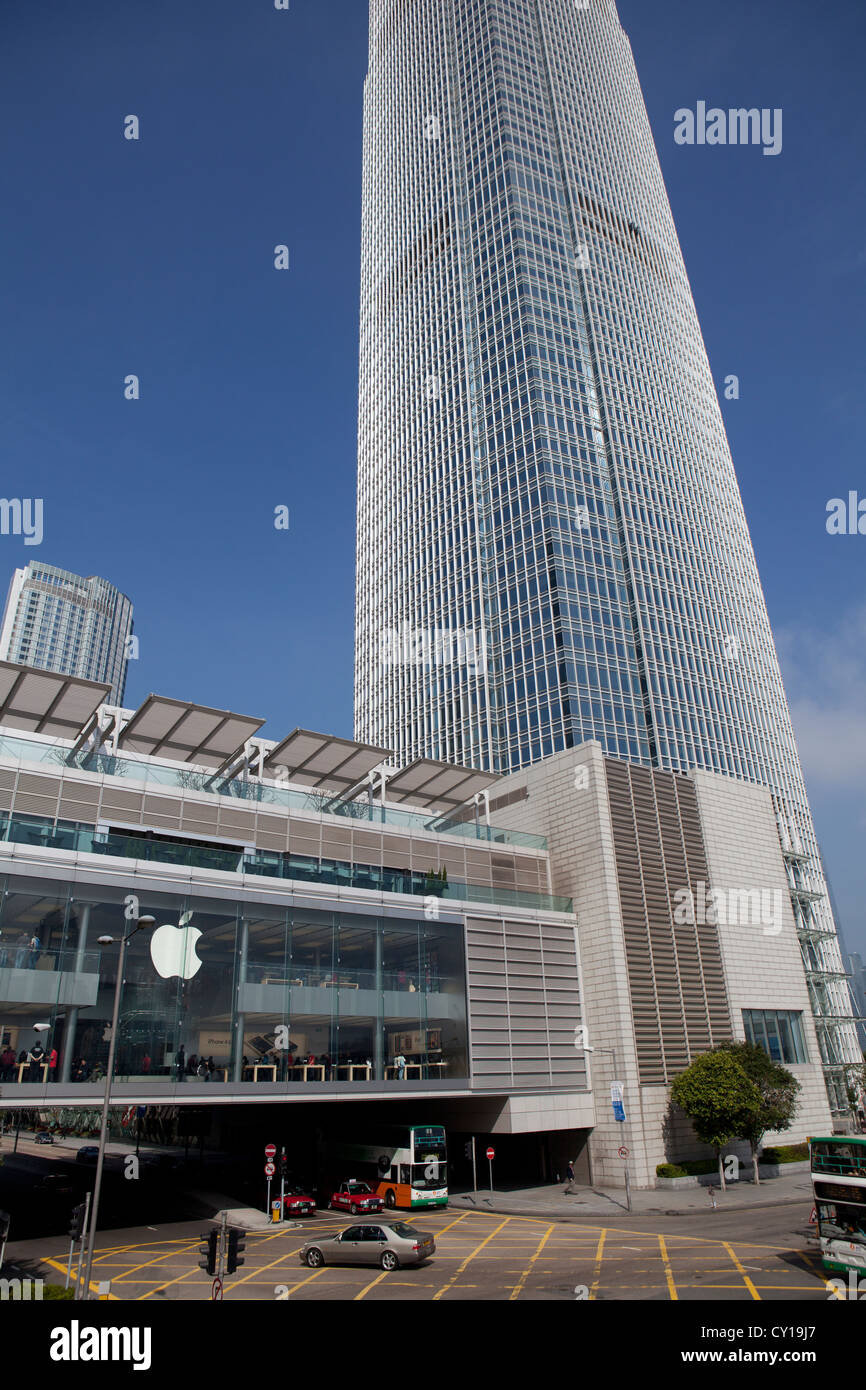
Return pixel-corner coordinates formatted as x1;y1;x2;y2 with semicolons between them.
149;913;203;981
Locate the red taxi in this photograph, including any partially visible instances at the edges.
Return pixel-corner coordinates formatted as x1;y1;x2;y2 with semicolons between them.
328;1180;385;1215
282;1185;317;1218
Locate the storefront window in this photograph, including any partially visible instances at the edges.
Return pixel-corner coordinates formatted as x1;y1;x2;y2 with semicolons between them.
0;873;469;1089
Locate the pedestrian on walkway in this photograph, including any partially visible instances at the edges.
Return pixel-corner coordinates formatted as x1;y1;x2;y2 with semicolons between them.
28;1041;45;1080
27;932;41;969
566;1160;575;1183
48;1046;58;1080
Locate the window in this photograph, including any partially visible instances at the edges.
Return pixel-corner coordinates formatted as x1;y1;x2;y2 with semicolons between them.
742;1010;807;1064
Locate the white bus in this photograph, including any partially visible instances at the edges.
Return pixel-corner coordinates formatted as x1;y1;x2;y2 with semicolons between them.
319;1124;448;1209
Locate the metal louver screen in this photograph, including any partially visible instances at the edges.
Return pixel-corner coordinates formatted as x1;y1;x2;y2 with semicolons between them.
604;760;732;1085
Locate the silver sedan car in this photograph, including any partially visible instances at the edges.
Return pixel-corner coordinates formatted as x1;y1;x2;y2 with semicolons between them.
300;1221;436;1271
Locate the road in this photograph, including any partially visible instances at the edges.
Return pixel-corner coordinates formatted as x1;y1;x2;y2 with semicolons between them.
16;1201;837;1302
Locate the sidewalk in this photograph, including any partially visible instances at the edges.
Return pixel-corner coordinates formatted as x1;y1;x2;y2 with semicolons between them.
448;1169;814;1221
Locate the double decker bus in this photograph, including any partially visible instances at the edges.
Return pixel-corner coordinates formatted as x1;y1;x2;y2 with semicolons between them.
318;1124;448;1210
810;1135;866;1274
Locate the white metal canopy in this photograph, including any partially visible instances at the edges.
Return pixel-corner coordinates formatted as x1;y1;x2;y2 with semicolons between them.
116;695;265;769
261;728;392;792
381;757;500;813
0;661;111;739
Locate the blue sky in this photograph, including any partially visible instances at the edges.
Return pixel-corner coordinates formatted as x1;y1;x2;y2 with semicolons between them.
1;0;864;950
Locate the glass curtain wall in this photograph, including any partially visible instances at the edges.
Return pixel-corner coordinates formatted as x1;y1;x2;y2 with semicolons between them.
0;874;468;1088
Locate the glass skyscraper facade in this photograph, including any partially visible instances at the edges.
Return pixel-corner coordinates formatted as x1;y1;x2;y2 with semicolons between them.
354;0;859;1109
0;563;133;705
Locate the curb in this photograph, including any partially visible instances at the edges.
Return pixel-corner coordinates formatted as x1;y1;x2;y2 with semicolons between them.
448;1192;811;1222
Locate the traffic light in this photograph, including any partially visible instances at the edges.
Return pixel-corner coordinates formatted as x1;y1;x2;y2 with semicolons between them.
464;1141;474;1160
226;1229;245;1275
279;1150;287;1177
198;1229;218;1276
68;1203;86;1241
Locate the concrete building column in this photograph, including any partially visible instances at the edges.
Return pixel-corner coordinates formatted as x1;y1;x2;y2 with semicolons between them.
60;902;91;1082
232;916;249;1083
374;921;384;1081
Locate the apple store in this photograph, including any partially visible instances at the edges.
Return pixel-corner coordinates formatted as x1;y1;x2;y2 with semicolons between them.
0;872;470;1090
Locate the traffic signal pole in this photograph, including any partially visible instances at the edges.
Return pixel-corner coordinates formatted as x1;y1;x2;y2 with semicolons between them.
74;1193;91;1299
0;1210;10;1272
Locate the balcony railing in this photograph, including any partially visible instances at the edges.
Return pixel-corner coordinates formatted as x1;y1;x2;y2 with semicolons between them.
0;730;547;849
0;814;573;914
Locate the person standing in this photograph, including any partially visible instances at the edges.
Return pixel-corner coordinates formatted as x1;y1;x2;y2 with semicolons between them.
48;1046;58;1081
142;1051;152;1075
28;1041;45;1081
394;1052;407;1080
27;932;41;969
175;1045;186;1081
0;1045;15;1080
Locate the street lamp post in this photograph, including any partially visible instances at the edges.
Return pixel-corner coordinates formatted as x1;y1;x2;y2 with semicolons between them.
584;1043;632;1213
78;912;155;1300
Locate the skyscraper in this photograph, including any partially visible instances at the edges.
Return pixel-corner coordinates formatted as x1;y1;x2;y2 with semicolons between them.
354;0;859;1111
849;953;866;1054
0;563;133;705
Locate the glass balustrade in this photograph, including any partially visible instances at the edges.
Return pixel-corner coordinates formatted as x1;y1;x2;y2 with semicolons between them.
0;813;572;913
0;731;546;848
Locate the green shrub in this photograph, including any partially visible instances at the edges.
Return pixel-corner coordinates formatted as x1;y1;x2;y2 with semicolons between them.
680;1158;718;1176
43;1285;75;1300
760;1142;809;1165
656;1163;688;1178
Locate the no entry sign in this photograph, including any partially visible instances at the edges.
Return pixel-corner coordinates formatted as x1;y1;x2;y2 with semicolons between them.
486;1147;495;1160
265;1143;276;1159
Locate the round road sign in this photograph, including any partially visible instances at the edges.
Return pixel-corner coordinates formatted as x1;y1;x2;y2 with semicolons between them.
265;1143;277;1159
618;1146;629;1159
264;1161;276;1177
486;1147;495;1160
211;1278;223;1302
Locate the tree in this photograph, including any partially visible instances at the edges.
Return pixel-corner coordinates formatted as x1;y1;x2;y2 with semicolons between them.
717;1042;800;1184
670;1051;763;1191
422;867;448;896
